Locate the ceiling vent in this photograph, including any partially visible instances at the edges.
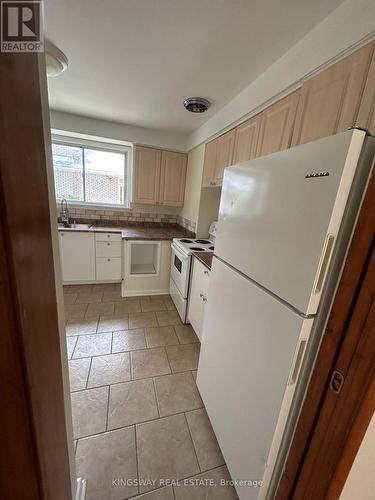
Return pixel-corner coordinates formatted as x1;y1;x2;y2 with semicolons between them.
183;97;211;113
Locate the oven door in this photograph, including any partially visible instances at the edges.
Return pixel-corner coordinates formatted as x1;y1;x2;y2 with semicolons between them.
170;243;191;298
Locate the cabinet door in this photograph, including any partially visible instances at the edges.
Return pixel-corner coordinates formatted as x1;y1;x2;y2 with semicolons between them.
233;114;262;164
159;151;187;206
188;258;210;340
357;46;375;136
96;257;121;281
256;91;300;157
214;129;235;185
291;43;374;146
133;147;161;204
59;231;95;283
202;140;217;187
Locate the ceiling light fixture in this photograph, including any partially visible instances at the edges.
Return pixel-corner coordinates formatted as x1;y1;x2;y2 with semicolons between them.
183;97;211;113
45;40;68;78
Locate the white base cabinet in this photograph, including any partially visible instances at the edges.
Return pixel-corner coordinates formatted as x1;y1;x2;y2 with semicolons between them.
58;230;122;284
59;231;95;283
187;257;210;340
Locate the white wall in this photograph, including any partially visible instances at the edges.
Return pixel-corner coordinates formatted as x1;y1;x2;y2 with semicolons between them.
196;187;221;238
187;0;375;149
180;144;205;225
50;109;187;152
340;412;375;500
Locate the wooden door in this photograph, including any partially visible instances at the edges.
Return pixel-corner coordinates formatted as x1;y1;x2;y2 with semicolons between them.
214;129;235;185
202;139;217;187
291;42;374;146
256;91;300;157
233;113;262;164
357;47;375;135
159;151;187;206
133;146;161;204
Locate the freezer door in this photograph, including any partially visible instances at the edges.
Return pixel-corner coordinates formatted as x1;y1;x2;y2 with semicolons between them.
216;130;366;314
197;257;313;500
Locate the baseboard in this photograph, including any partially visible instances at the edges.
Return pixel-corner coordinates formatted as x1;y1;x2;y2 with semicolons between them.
122;288;169;297
75;477;87;500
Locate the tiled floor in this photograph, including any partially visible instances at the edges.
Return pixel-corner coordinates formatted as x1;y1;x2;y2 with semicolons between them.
64;283;238;500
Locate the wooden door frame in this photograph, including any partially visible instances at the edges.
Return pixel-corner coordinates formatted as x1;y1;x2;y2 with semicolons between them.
276;168;375;498
0;51;73;498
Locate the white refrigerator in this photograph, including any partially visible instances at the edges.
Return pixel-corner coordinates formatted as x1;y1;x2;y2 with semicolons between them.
196;130;375;500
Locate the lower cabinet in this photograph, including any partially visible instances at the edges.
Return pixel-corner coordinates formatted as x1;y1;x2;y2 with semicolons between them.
59;230;122;284
188;257;210;340
59;231;96;283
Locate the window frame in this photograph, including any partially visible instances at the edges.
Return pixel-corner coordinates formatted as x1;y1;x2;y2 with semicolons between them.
51;133;133;209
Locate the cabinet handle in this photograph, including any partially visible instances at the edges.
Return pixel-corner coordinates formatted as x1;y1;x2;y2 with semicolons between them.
204;270;209;275
202;297;207;302
107;234;110;238
199;293;204;298
107;258;111;262
60;232;64;236
107;242;110;246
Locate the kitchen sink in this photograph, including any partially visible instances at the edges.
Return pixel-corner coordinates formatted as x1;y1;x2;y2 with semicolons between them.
58;223;92;230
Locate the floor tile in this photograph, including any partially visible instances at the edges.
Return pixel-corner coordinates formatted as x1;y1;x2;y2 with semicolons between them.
102;290;126;302
145;326;179;348
97;314;129;333
154;372;203;417
75;291;103;304
66;318;98;336
66;336;78;359
129;312;158;329
67;284;93;293
76;427;138;500
73;332;112;358
131;347;171;380
156;310;182;327
108;378;158;429
86;302;115;318
64;293;77;305
112;329;147;353
87;352;131;388
91;282;120;292
71;386;109;438
141;298;167;312
163;296;176;311
137;414;200;493
115;300;142;315
65;303;88;320
173;466;238;500
129;486;174;500
186;408;225;471
174;325;199;344
69;358;91;391
166;343;200;372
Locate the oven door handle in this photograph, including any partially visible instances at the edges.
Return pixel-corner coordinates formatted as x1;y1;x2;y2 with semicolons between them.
171;243;189;261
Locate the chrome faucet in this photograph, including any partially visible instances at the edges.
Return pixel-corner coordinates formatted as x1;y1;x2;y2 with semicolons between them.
60;198;70;225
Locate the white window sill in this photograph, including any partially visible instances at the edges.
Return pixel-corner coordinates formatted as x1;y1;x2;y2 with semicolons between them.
56;201;132;211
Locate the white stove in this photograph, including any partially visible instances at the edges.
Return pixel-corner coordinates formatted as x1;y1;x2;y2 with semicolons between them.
169;222;217;323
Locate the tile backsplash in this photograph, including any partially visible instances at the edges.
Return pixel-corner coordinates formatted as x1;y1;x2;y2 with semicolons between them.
177;215;196;234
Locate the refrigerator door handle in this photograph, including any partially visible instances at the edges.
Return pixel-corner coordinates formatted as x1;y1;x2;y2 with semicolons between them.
313;234;335;294
288;340;307;386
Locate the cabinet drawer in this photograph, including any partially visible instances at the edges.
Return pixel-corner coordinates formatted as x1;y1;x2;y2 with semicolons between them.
96;257;121;281
95;241;122;257
95;232;122;242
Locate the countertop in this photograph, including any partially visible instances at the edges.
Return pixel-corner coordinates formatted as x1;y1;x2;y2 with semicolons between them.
58;223;193;241
193;251;213;271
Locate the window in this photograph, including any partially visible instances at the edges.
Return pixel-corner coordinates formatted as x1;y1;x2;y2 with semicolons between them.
52;136;131;207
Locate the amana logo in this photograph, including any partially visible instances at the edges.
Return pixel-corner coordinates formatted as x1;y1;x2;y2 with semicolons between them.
305;172;330;179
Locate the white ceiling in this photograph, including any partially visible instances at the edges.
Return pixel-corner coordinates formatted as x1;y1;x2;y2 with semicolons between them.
45;0;344;135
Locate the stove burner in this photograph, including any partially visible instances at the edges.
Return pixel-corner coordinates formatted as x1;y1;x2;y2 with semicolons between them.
209;246;214;250
180;239;193;243
190;247;205;251
195;239;211;244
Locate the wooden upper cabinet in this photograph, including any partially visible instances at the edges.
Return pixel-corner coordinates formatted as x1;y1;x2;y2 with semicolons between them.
291;43;374;146
357;45;375;136
133;147;161;204
213;129;235;185
256;91;300;157
233;114;262;164
202;140;217;187
159;151;187;206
